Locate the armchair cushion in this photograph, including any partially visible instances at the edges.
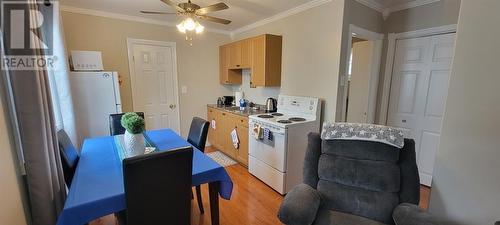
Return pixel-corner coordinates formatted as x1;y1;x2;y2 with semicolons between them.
314;209;387;225
393;203;438;225
278;184;321;225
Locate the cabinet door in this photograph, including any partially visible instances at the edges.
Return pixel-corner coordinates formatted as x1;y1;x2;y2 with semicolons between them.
241;39;253;69
219;45;229;84
251;35;266;86
237;125;249;166
229;42;242;69
219;111;236;158
207;107;217;147
220;45;242;84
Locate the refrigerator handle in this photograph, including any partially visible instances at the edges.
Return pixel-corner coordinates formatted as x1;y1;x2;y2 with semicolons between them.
111;72;122;105
116;104;123;113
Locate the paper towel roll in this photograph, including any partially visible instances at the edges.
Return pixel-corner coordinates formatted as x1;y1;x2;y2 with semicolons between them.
235;91;244;106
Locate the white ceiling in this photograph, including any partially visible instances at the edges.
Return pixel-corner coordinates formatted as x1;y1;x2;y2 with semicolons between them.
60;0;319;32
59;0;440;33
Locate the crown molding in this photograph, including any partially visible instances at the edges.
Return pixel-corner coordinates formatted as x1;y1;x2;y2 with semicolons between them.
387;0;440;13
230;0;333;37
356;0;441;17
354;0;384;13
60;5;231;35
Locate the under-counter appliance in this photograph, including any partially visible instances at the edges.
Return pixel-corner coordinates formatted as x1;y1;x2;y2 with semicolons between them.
248;95;321;194
69;71;122;146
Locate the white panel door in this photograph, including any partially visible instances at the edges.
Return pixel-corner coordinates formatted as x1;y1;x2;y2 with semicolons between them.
387;33;456;186
130;43;180;132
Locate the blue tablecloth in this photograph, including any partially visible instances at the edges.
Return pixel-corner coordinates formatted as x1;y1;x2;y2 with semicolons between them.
56;129;233;225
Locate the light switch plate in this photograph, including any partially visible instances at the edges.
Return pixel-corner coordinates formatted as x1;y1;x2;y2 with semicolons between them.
181;85;188;94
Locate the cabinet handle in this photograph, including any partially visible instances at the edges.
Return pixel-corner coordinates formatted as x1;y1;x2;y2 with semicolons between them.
236;65;240;67
222;113;226;115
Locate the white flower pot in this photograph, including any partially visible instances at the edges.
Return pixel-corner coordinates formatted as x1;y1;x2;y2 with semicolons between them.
124;131;145;157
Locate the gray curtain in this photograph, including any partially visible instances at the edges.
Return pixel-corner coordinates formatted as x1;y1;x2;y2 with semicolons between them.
2;1;67;224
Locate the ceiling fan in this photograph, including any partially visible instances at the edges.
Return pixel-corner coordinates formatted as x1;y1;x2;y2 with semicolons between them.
141;0;232;25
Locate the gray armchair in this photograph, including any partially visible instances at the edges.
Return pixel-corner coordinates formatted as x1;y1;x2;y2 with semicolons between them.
278;133;438;225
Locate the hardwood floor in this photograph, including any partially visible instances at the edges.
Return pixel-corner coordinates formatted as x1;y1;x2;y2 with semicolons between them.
90;148;431;225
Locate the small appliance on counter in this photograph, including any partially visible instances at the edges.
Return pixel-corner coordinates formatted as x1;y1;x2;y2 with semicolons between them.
221;96;235;106
235;91;244;107
70;50;104;71
265;97;277;112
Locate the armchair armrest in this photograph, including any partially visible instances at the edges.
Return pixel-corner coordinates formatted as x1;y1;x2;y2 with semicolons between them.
393;203;439;225
278;184;321;225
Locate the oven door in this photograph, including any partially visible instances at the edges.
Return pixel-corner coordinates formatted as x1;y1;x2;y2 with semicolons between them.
248;121;287;172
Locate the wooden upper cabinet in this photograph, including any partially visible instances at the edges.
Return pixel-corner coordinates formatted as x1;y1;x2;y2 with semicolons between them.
228;42;242;69
219;45;242;85
240;39;253;69
219;34;282;87
251;34;282;87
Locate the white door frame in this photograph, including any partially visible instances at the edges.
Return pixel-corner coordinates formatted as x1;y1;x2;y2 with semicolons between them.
126;38;181;132
378;24;457;124
340;24;384;122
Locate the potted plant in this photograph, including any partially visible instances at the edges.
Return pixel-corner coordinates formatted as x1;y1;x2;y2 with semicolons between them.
121;112;146;156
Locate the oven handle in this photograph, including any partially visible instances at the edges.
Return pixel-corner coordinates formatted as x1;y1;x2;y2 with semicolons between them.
249;123;286;135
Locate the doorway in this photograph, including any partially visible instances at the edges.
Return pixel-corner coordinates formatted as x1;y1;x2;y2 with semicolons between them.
127;38;181;133
339;25;384;123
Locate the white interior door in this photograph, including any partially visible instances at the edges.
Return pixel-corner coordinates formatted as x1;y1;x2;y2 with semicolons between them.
130;42;180;132
387;33;456;186
347;41;374;123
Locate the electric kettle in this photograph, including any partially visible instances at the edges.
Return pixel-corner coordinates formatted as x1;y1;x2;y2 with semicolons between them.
265;98;277;112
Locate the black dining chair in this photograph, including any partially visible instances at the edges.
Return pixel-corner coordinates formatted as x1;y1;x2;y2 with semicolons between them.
109;112;145;136
119;147;193;225
57;129;80;187
187;117;210;214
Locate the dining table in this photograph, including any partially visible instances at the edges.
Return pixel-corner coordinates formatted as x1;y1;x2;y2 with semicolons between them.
56;129;233;225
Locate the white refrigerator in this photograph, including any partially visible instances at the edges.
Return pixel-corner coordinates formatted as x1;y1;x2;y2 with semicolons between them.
69;71;122;146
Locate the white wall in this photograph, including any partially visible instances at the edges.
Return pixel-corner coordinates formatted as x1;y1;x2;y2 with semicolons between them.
428;1;500;224
232;0;346;122
61;11;233;137
0;94;28;225
233;70;280;105
335;0;384;121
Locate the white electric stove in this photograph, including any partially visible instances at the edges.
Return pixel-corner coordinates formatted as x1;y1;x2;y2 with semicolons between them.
248;95;321;194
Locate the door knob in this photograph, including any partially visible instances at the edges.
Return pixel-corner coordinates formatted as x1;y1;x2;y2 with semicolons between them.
169;104;176;109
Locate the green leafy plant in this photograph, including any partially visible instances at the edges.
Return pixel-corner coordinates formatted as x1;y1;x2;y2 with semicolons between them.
121;112;145;134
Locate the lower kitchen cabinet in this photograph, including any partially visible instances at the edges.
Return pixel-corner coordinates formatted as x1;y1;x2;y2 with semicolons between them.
207;106;249;167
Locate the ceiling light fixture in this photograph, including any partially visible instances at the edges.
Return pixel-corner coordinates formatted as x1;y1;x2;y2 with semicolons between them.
177;17;205;45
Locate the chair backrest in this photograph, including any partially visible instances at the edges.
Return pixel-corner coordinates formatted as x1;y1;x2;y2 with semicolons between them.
187;117;209;152
304;133;420;224
57;129;79;187
109;112;145;136
123;147;193;225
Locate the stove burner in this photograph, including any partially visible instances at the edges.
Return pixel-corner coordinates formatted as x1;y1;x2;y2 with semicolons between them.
289;117;306;122
277;120;292;124
271;113;284;116
258;115;274;119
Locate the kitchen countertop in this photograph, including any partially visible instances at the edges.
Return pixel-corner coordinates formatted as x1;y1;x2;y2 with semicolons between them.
207;104;268;117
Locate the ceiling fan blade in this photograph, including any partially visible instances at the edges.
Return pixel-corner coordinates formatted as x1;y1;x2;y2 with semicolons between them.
140;10;177;14
196;2;229;15
161;0;185;12
198;15;231;25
